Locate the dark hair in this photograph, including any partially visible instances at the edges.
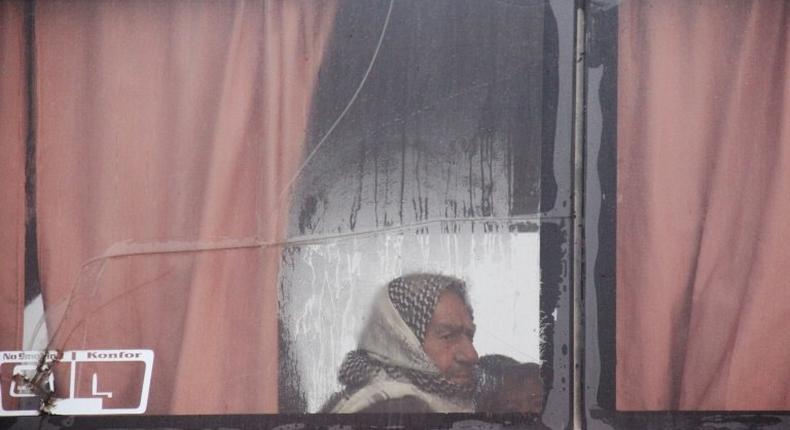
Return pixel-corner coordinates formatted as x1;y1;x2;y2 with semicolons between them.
476;354;542;413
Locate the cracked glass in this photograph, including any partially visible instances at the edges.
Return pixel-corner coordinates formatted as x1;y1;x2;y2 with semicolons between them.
277;0;573;424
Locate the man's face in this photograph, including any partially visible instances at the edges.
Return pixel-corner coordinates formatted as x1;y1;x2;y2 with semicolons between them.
422;290;479;386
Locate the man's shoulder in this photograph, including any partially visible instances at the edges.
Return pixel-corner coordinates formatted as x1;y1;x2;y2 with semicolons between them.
325;377;473;413
325;377;429;413
356;395;433;413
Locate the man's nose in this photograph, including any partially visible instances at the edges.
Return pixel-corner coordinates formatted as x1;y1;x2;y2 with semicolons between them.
456;337;479;365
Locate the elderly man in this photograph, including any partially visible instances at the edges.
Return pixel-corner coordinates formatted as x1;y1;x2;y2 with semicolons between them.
322;273;479;413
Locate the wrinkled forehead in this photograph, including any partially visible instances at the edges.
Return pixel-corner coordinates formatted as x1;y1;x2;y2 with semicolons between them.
429;290;477;331
437;284;474;318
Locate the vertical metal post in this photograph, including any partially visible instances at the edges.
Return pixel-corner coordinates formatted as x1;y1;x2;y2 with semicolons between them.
572;1;587;429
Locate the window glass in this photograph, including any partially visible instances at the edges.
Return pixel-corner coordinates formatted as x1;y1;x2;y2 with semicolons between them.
2;0;574;426
586;0;790;428
278;0;572;422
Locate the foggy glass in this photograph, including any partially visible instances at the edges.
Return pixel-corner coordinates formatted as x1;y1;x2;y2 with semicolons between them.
278;0;560;414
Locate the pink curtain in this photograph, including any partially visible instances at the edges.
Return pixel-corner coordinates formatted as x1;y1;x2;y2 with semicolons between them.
0;0;26;352
617;0;790;410
23;0;336;414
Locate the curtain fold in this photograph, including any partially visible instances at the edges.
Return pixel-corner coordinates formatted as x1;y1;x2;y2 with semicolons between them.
31;0;335;414
0;0;26;352
617;0;790;410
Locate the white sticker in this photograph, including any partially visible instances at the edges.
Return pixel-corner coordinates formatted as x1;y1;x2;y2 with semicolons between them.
0;349;154;416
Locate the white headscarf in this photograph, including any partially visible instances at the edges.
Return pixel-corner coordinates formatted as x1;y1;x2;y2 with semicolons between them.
331;274;476;412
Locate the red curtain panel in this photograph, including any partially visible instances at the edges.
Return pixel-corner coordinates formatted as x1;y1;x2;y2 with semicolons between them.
617;0;790;411
0;0;339;414
0;0;26;352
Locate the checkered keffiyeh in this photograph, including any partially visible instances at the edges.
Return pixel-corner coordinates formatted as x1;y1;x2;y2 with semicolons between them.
337;274;475;399
387;274;470;344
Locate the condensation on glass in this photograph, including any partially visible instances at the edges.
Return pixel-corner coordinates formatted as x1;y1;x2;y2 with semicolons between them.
277;0;570;420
